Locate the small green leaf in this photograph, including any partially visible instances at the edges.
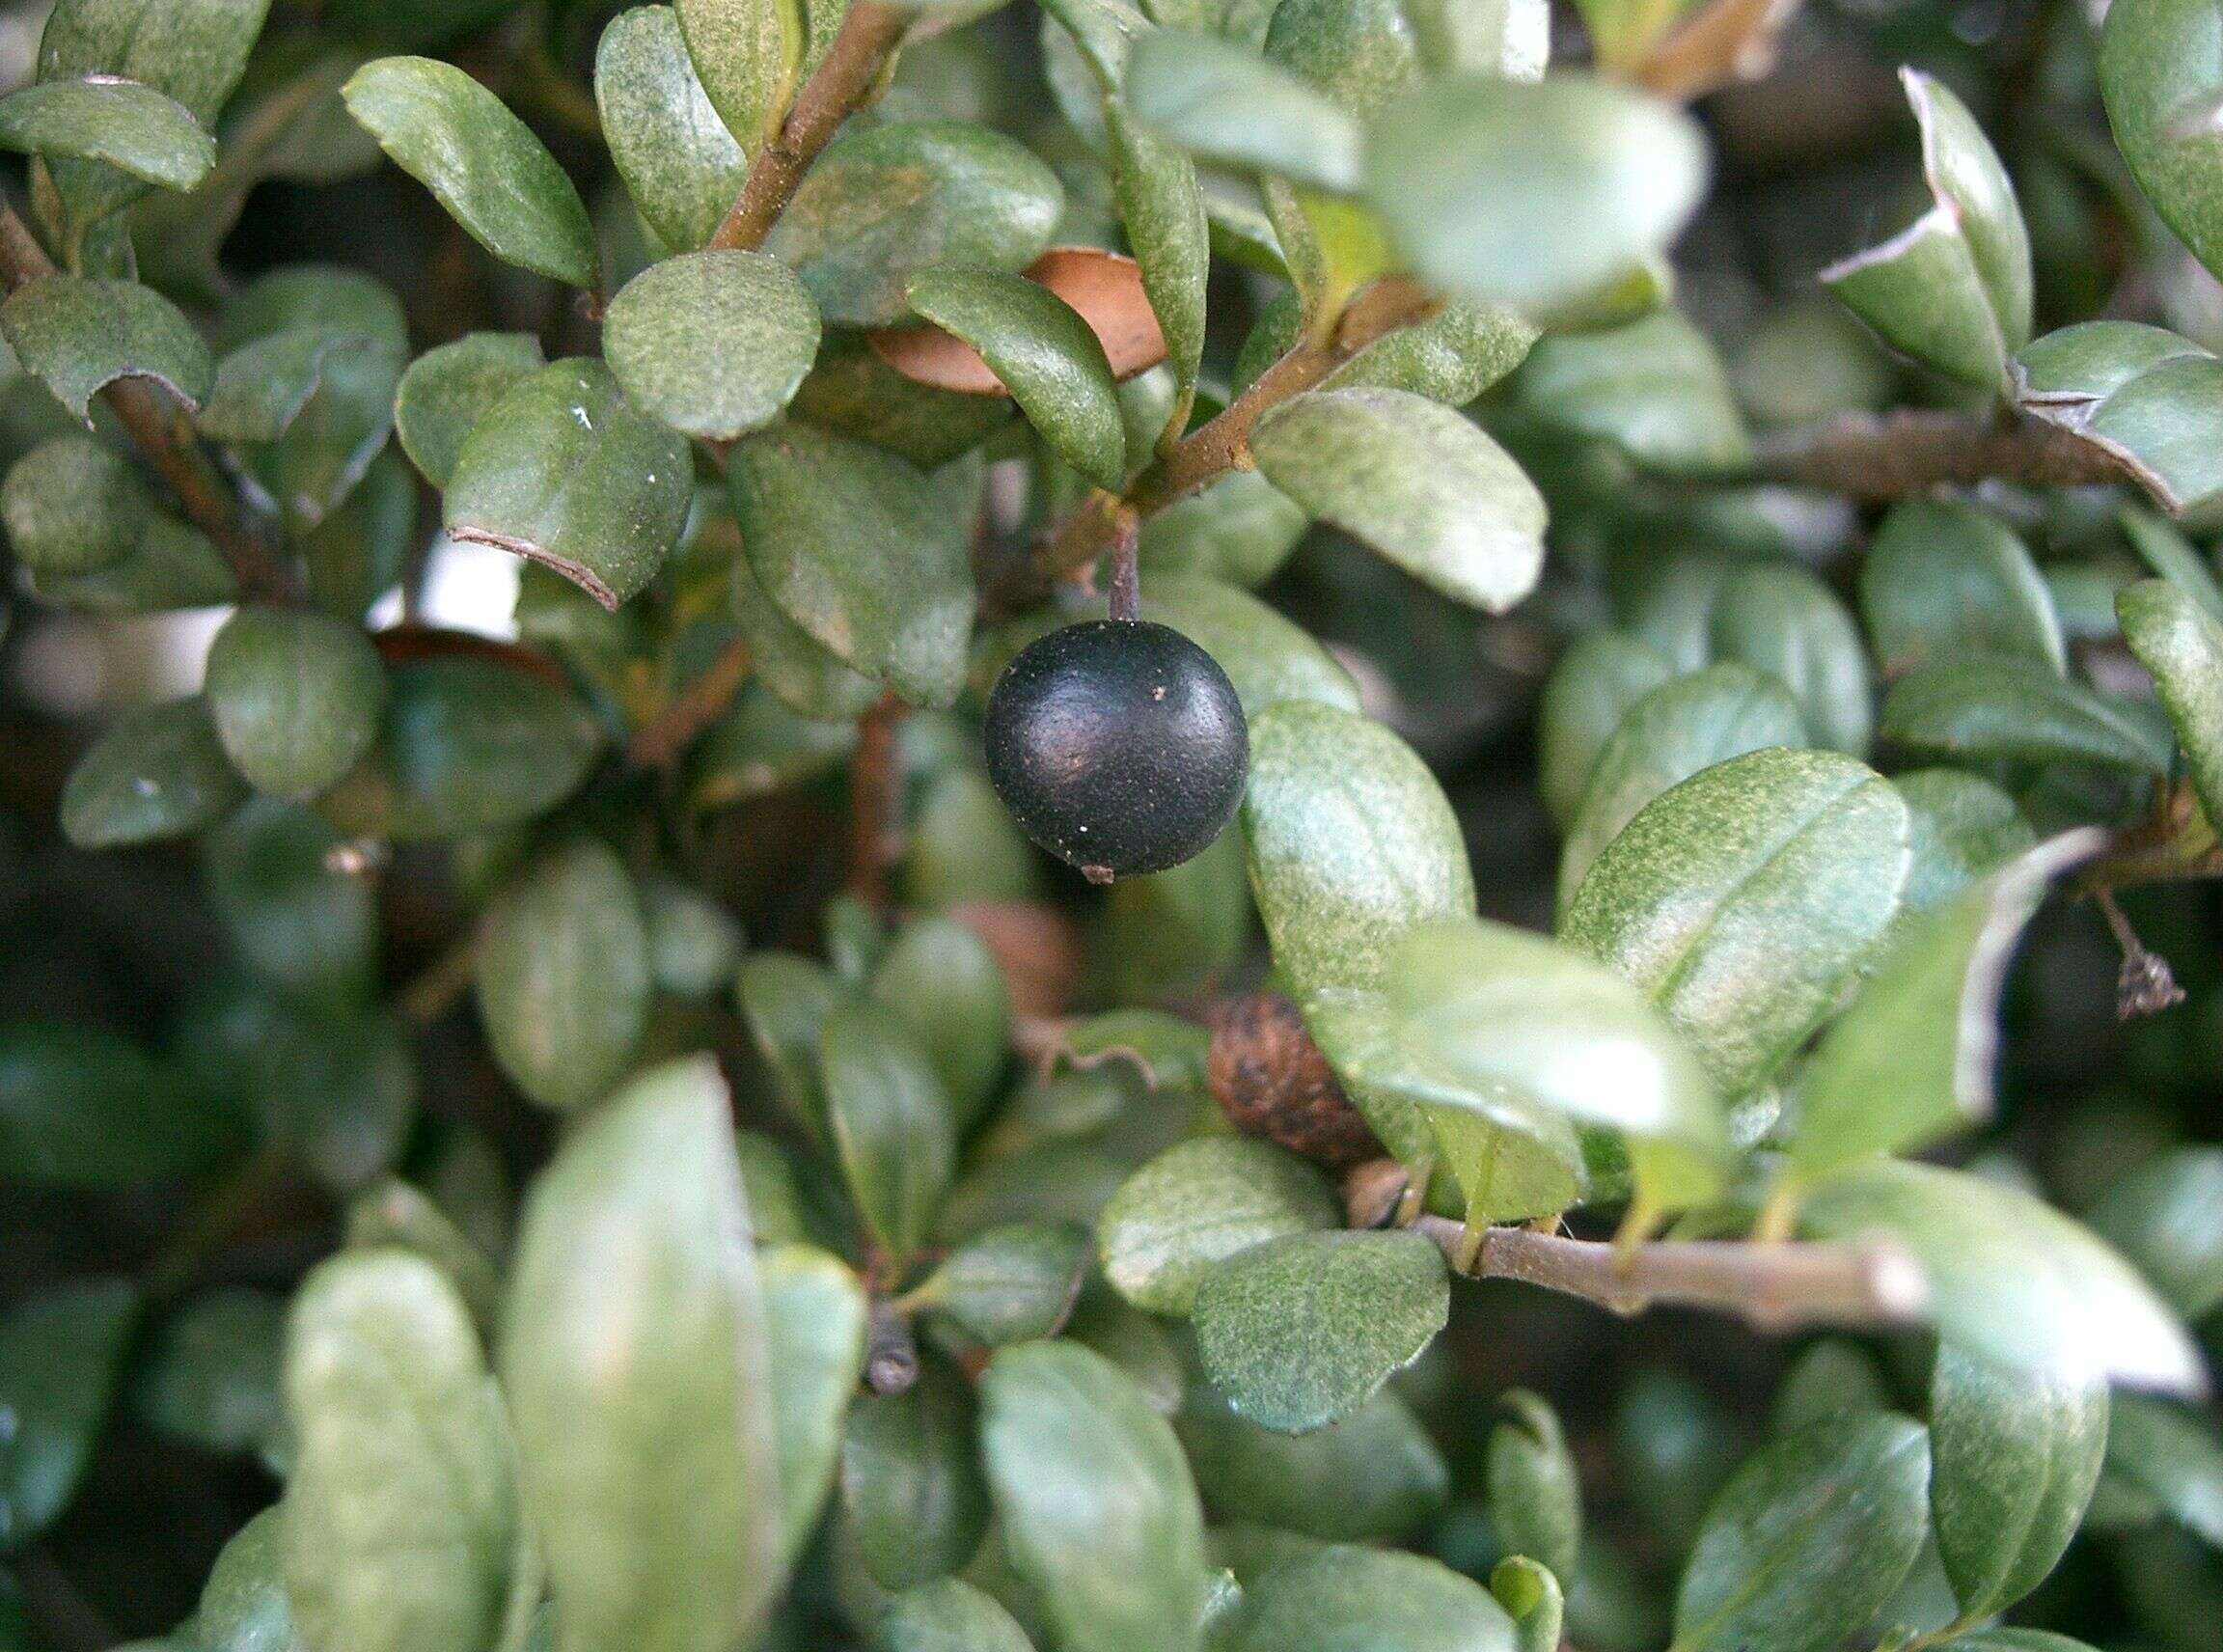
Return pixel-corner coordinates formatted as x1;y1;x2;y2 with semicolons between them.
202;797;376;1004
842;1356;991;1588
1879;657;2173;775
474;838;651;1113
393;332;545;489
596;5;750;252
1708;564;1872;757
256;1007;417;1194
760;1243;868;1565
1790;830;2098;1179
729;546;882;722
1563;749;1909;1100
1251;386;1545;613
1555;663;1806;915
1226;1544;1518;1652
0;276;212;422
1107;101;1209;432
2085;1147;2223;1321
2103;1395;2223;1547
764;122;1064;327
500;1057;783;1652
131;1288;286;1462
1125;30;1361;191
736;950;847;1143
789;332;1016;468
2119;577;2223;829
3;433;148;575
1240;701;1475;999
1365;74;1705;313
875;1579;1036;1652
728;423;976;707
1537;631;1676;831
981;1340;1212;1652
867;914;1012;1132
1490;1556;1563;1652
606;250;822;441
343;1180;502;1335
911;1222;1089;1345
675;0;806;155
906;267;1127;490
343;56;597;288
280;1251;515;1652
1098;1137;1340;1316
1188;1378;1448;1543
821;1000;958;1266
1489;1390;1581;1581
1822;69;2031;389
62;697;246;849
2100;0;2223;288
0;75;215;191
1859;499;2065;678
1500;312;1750;477
2013;322;2223;516
1798;1158;2204;1392
0;1020;228;1189
1671;1414;1932;1652
445;358;694;610
204;607;386;801
1929;1341;2106;1621
0;1279;139;1547
1137;573;1359;715
1194;1228;1447;1434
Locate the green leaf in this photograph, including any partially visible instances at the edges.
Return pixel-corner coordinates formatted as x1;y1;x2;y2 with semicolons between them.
500;1058;783;1652
343;1180;502;1335
2100;0;2223;288
764;122;1063;327
393;332;545;489
1381;917;1725;1208
1708;564;1872;757
675;0;806;155
1262;0;1420;121
1500;313;1750;477
1671;1414;1932;1652
1563;749;1909;1100
1194;1228;1447;1434
0;1279;138;1547
0;276;211;422
841;1356;991;1588
2103;1395;2223;1547
2119;577;2223;829
1137;573;1359;715
1928;1342;2106;1621
1822;69;2031;389
980;1340;1212;1652
736;950;847;1143
1490;1556;1563;1652
475;838;651;1112
1181;1381;1446;1541
256;1007;417;1194
789;332;1015;468
875;1579;1036;1652
867;914;1012;1132
1098;1137;1340;1316
1789;831;2099;1179
1537;631;1676;831
1555;663;1806;915
2013;322;2223;517
728;423;976;707
343;56;598;288
759;1244;868;1565
911;1222;1090;1345
1240;701;1475;998
606;250;822;441
62;697;246;849
204;607;386;801
203;797;376;1005
729;545;883;722
444;358;695;610
1251;387;1545;613
1859;499;2065;679
2085;1146;2223;1320
1125;30;1361;191
1489;1390;1581;1581
821;1000;958;1266
1107;102;1208;432
597;6;750;252
1225;1545;1518;1652
1365;73;1705;313
3;433;148;574
1798;1158;2204;1392
23;511;236;617
132;1288;286;1461
280;1252;515;1652
1879;657;2173;775
0;76;215;191
0;1021;226;1189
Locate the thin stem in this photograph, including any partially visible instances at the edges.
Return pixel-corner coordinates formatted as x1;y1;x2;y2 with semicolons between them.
2093;887;2187;1019
1746;408;2129;498
848;693;905;915
627;634;754;770
709;0;910;254
1410;1213;1931;1331
0;196;301;605
1106;509;1139;621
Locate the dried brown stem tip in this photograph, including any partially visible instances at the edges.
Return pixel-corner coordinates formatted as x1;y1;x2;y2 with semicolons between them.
1209;993;1385;1170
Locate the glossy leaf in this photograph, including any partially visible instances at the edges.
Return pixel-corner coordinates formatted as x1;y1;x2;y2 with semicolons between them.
2119;577;2223;829
1880;658;2172;775
911;1222;1089;1345
393;332;545;489
597;6;749;252
821;1000;957;1266
61;697;246;849
0;276;211;422
0;76;215;191
1099;1137;1340;1316
0;1280;138;1547
1226;1544;1517;1652
842;1356;990;1588
343;56;598;288
2100;0;2223;287
205;607;386;800
1252;386;1545;613
759;1244;868;1564
1859;499;2064;678
605;250;821;441
1107;102;1209;431
445;358;694;610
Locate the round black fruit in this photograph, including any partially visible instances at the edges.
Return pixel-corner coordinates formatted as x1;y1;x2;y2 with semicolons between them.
984;619;1249;883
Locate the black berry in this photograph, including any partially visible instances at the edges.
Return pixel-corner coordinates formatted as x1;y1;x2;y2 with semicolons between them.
984;620;1249;883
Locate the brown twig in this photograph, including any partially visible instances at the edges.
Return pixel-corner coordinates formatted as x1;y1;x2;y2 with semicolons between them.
1106;509;1140;621
848;693;906;915
709;0;911;254
0;196;301;605
1410;1213;1931;1331
981;277;1441;619
1748;408;2131;499
627;634;754;770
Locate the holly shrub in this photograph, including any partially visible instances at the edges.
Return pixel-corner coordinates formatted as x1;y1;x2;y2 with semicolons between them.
4;0;2223;1649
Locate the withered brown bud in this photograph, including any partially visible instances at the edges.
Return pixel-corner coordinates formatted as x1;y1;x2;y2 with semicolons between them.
1207;992;1384;1171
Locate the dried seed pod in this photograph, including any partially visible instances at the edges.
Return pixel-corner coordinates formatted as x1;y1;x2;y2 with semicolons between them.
1207;992;1383;1170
